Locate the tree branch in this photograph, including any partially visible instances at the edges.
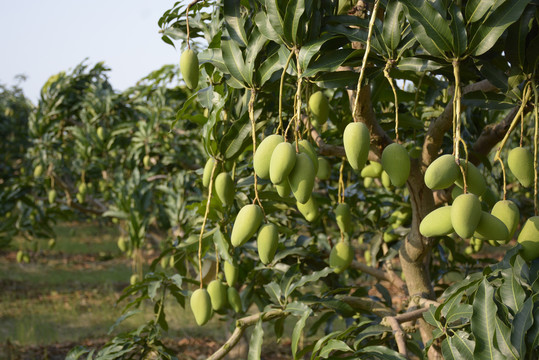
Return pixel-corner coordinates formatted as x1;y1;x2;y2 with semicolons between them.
351;260;405;290
338;296;396;317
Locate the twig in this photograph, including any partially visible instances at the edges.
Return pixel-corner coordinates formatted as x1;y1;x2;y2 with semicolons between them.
338;296;396;317
351;260;405;290
386;316;407;356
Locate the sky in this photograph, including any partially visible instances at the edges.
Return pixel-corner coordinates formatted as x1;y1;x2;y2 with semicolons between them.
0;0;186;104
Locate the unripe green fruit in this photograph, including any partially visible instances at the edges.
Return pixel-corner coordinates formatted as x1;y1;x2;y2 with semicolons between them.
473;211;509;241
381;171;392;190
33;164;43;178
329;242;354;274
361;162;383;178
215;172;234;207
296;140;319;175
508;147;534;188
518;216;539;261
97;126;105;141
343;122;370;171
383;231;399;243
451;194;482;239
48;238;56;249
289;153;316;204
207;279;228;311
143;155;151;168
451;186;463;201
78;182;87;196
48;189;57;204
257;224;279;264
16;250;24;263
454;161;486;196
180;49;199;89
275;178;291;198
480;187;497;210
335;203;352;234
270;142;296;184
190;288;212;326
409;146;422;159
420;206;453;237
231;204;263;247
381;143;410;187
227;287;242;313
424;154;459;190
491;200;519;243
254;134;283;179
317;157;331;180
472;238;484;253
364;177;374;188
169;254;177;268
130;274;140;285
364;249;371;264
117;236;127;252
464;246;474;255
297;196;319;222
309;91;329;125
76;193;85;204
160;256;170;269
202;158;216;188
224;261;238;287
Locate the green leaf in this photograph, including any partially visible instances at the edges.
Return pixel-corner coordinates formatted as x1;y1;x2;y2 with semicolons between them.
382;0;404;54
257;46;289;86
495;317;519;359
397;57;445;72
442;331;475;360
505;4;535;69
264;281;283;305
471;279;505;360
452;330;476;359
285;267;333;298
148;280;161;301
468;0;530;56
213;230;232;264
245;28;267;82
219;111;264;159
199;48;228;73
265;0;285;38
449;4;467;57
255;11;282;43
292;308;311;359
313;71;359;88
499;268;526;315
357;345;407;359
319;339;352;358
401;0;453;58
221;35;250;86
283;0;305;45
465;0;496;24
302;49;359;78
224;0;248;47
298;34;338;71
510;296;534;358
247;318;264;360
445;304;473;325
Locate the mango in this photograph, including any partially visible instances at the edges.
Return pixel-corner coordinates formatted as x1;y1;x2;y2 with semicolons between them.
335;203;352;234
317;157;331;180
343;122;370;171
48;189;57;204
289;153;316;204
454;161;486;196
78;182;87;196
257;224;279;264
215;172;234;207
472;238;484;253
297;196;319;222
383;231;399;243
381;143;410;187
451;186;463;201
16;250;24;263
329;242;354;273
224;260;238;286
33;164;43;178
309;91;329;125
424;154;459;190
491;200;519;243
190;288;212;326
480;187;497;210
508;147;534;188
130;274;140;285
117;236;127;252
143;154;151;168
473;211;509;241
227;287;242;313
419;206;453;237
207;279;228;311
275;178;291;198
361;161;383;178
381;171;392;190
231;204;263;247
364;177;374;188
296;139;319;174
180;49;199;89
254;134;284;179
451;194;482;239
270;142;296;184
202;157;216;188
517;216;539;261
97;126;105;141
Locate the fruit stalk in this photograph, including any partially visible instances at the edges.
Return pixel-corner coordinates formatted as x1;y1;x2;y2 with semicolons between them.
533;77;538;215
249;89;265;218
383;60;399;141
278;49;296;136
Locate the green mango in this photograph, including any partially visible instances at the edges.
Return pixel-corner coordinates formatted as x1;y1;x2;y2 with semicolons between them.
130;274;140;285
180;49;199;89
16;250;24;263
190;288;212;326
381;171;392;190
117;236;127;252
420;206;453;237
451;186;463;202
160;255;170;269
275;178;291;198
297;196;319;222
343;122;370;171
309;91;329;125
207;279;228;311
335;203;352;234
48;189;57;204
224;260;238;287
97;126;105;141
227;287;242;313
202;157;216;188
472;237;484;253
231;204;263;247
329;242;354;274
296;139;319;174
508;147;534;188
383;231;399;243
360;161;383;178
454;161;486;196
518;216;539;261
317;157;331;180
289;153;316;204
257;224;279;264
270;142;296;184
451;194;482;239
424;154;459;190
254;134;283;179
215;172;234;207
33;164;43;178
143;154;151;168
491;200;519;243
364;177;374;188
473;211;509;241
480;187;498;210
381;143;410;187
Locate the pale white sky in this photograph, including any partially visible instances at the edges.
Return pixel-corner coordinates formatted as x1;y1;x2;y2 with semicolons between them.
0;0;186;103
